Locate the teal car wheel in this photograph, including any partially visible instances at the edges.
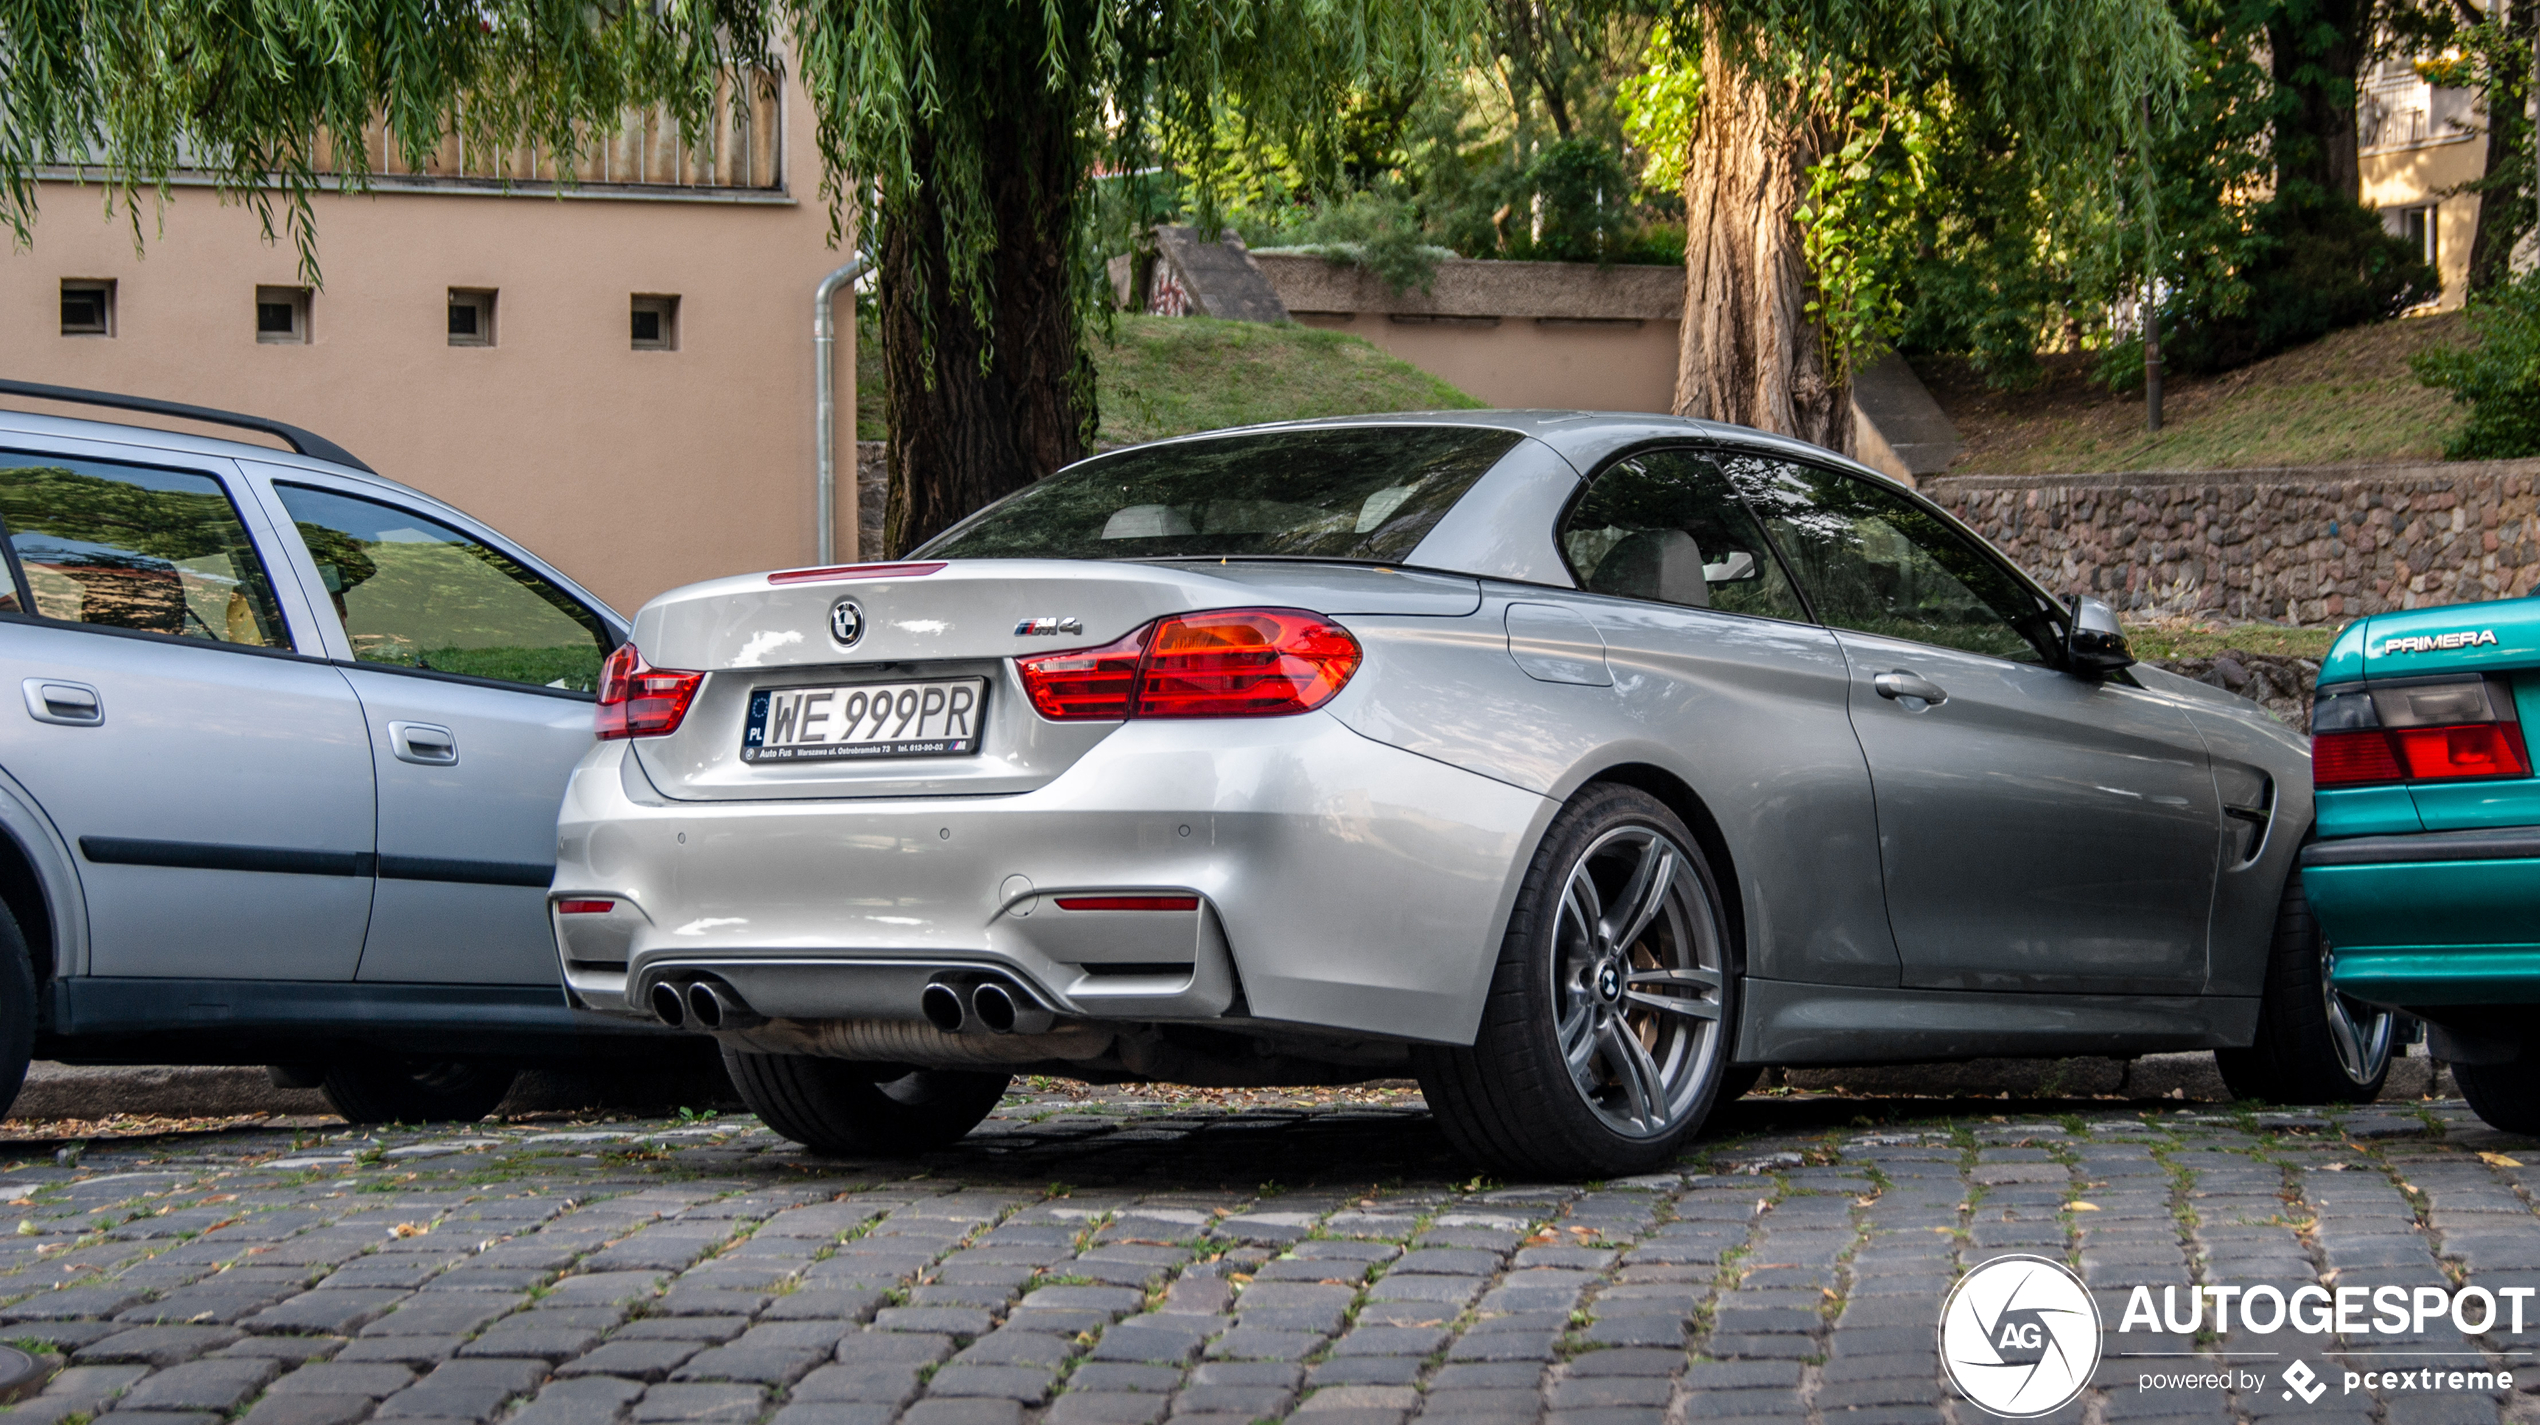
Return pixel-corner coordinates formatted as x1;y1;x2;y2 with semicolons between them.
2216;871;2395;1104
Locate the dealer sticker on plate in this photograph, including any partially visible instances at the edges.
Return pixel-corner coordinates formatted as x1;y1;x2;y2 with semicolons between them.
743;678;986;762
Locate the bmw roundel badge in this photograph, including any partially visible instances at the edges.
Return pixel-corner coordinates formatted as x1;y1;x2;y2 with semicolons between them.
829;598;865;647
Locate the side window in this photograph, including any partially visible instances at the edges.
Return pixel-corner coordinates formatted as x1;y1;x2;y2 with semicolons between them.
1559;450;1809;622
273;485;610;693
1729;455;2057;663
0;453;288;647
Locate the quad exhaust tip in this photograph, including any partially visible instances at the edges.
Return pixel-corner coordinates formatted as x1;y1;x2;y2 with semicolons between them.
920;982;967;1034
920;976;1056;1036
648;978;764;1031
648;981;687;1027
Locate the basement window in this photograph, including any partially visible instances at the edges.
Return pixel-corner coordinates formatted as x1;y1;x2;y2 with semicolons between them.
631;294;679;351
448;289;497;347
256;286;311;345
60;280;113;337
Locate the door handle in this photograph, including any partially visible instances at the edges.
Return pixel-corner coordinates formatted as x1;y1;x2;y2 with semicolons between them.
1873;671;1949;706
22;679;102;727
388;721;459;766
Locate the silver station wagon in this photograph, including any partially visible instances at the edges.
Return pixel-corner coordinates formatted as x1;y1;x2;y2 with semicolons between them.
0;382;670;1122
558;413;2327;1177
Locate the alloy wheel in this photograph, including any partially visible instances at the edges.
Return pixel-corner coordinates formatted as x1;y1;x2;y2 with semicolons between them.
1549;824;1727;1138
2318;942;2395;1086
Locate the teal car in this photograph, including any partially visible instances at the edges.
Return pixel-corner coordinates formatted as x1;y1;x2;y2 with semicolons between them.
2307;599;2540;1134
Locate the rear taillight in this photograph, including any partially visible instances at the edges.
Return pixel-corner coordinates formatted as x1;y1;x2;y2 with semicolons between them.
2312;677;2531;787
1015;607;1363;721
596;643;703;740
1016;628;1147;720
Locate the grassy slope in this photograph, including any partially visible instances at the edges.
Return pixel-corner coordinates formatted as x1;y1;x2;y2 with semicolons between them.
2124;621;2338;661
855;314;1482;445
1928;312;2472;476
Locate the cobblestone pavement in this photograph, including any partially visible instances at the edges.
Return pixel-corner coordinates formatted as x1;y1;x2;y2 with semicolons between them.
0;1083;2531;1425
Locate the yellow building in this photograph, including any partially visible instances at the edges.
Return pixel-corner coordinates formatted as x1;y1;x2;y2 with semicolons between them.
2358;52;2485;309
4;76;858;615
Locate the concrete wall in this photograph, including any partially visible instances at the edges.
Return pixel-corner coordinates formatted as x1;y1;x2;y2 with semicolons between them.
2;85;853;616
1255;253;1683;414
1926;459;2540;624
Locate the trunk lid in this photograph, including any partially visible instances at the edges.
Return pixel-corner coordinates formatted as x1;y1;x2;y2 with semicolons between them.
627;558;1480;801
2322;598;2540;833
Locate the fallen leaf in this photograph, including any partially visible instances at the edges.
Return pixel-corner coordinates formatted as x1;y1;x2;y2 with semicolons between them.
2480;1152;2524;1168
390;1222;428;1238
2068;1202;2101;1212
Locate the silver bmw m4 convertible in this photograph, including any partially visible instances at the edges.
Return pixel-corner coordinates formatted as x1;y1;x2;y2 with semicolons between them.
553;413;2326;1176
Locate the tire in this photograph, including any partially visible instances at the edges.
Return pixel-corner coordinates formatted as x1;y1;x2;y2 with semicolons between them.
321;1061;518;1124
2453;1061;2540;1136
2215;870;2393;1104
1414;784;1741;1178
0;903;35;1118
721;1049;1008;1155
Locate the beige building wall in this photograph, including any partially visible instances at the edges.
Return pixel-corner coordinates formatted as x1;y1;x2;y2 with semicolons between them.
2361;136;2483;310
1256;254;1685;415
1287;312;1680;413
2;84;854;616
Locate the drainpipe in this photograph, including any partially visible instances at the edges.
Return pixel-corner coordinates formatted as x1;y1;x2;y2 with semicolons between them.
814;256;873;566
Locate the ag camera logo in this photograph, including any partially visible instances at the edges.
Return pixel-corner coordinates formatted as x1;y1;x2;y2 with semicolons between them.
1940;1255;2102;1417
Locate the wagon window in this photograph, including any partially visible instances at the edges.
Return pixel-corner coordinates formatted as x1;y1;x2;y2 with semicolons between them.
0;453;288;648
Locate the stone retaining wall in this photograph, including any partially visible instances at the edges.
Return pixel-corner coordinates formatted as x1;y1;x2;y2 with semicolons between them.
1926;458;2540;623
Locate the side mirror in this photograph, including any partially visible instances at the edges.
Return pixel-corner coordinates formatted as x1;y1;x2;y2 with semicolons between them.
2065;595;2135;676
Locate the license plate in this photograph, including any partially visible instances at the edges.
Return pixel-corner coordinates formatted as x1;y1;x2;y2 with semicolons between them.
742;678;987;762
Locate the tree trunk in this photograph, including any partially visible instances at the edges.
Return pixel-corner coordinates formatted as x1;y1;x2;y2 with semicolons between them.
2468;0;2533;294
879;53;1095;557
1671;31;1846;453
2266;0;2375;206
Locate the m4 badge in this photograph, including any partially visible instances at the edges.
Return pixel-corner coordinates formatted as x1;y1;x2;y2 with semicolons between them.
1015;617;1084;636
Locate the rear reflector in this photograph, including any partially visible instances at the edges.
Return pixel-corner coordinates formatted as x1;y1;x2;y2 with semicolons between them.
2313;730;2403;786
596;644;703;739
1016;607;1363;721
1053;896;1202;912
767;561;948;586
557;899;616;915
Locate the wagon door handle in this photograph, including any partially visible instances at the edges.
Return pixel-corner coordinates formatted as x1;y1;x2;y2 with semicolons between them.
22;679;102;727
1873;671;1949;706
388;721;459;766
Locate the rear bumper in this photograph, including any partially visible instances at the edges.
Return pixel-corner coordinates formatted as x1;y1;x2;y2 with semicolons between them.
550;715;1556;1045
2303;828;2540;1004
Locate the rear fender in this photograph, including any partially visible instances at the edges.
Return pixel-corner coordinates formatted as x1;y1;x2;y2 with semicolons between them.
0;765;88;987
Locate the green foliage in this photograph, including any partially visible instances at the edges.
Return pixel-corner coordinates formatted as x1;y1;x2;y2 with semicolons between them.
2415;273;2540;460
2;0;748;280
1523;137;1635;263
2148;196;2439;378
1253;187;1450;294
1890;0;2429;391
1795;81;1935;377
2414;4;2531;293
792;0;1482;360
